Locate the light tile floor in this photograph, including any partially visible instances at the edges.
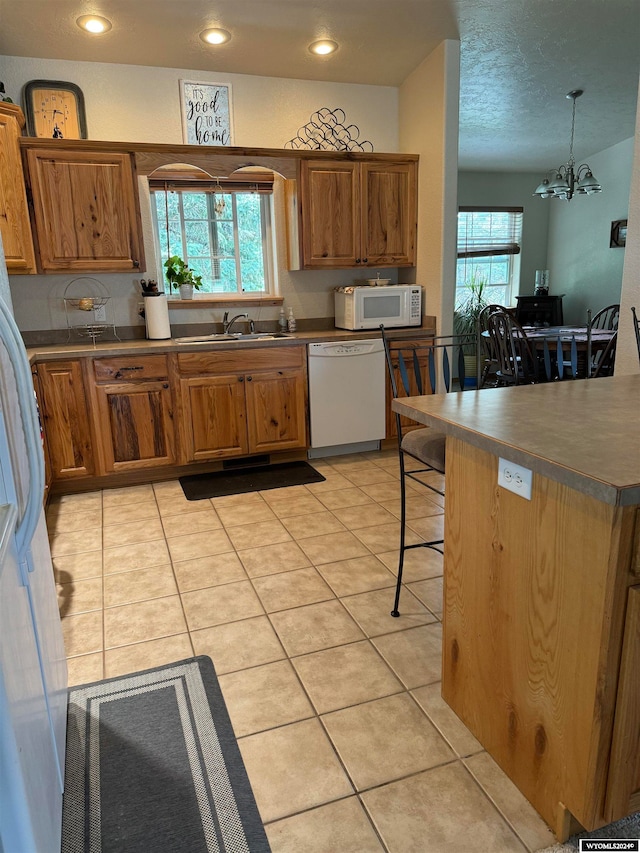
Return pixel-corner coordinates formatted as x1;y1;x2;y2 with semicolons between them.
48;449;557;853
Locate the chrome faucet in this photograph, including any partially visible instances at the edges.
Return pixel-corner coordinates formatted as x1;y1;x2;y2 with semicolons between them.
223;312;253;334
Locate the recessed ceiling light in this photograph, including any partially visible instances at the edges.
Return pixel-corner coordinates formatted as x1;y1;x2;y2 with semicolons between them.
76;14;112;34
200;28;231;46
309;39;338;56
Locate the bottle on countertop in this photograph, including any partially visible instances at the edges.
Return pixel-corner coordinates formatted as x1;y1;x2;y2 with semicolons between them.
287;307;296;332
278;307;288;332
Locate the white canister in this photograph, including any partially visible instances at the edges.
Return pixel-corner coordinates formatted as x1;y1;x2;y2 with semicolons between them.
144;294;171;339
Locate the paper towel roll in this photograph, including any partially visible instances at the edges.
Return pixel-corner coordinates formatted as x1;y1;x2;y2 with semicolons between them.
144;294;171;339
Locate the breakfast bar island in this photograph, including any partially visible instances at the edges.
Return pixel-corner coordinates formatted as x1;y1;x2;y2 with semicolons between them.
393;375;640;841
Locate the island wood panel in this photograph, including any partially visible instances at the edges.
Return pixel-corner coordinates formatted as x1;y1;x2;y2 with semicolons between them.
92;381;175;472
361;161;416;266
441;436;634;835
179;375;248;461
604;585;640;821
37;360;94;479
0;105;36;273
26;149;144;271
245;369;307;453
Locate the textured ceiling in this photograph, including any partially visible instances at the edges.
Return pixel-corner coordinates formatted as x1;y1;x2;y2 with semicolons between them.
0;0;638;170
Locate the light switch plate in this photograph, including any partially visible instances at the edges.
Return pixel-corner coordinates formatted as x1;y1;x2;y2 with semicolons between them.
498;457;532;500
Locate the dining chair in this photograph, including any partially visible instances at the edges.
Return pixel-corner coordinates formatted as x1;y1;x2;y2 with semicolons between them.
486;309;540;386
632;307;640;365
586;307;619;378
476;304;507;388
590;303;620;331
380;326;475;618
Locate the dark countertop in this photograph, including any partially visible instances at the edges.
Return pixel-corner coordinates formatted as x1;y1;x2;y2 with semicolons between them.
393;375;640;506
27;322;437;362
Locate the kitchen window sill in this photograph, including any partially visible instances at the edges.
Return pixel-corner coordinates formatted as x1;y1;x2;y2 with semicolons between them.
167;295;284;308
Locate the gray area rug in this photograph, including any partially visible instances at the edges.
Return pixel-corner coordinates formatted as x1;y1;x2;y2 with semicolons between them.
537;814;640;851
62;656;270;853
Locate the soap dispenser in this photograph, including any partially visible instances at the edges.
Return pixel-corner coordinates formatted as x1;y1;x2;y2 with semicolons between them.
287;307;296;332
278;307;287;332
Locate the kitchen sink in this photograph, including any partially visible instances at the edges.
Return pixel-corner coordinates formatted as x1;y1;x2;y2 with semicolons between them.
174;332;291;344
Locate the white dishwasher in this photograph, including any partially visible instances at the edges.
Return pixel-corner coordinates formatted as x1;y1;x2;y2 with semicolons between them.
307;339;386;457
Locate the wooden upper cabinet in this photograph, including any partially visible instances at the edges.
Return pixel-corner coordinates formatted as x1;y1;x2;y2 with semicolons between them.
290;157;417;270
0;104;36;273
361;162;416;266
299;160;359;267
25;148;145;272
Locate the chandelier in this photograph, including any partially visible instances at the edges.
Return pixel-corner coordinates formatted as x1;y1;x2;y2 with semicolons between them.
533;90;602;201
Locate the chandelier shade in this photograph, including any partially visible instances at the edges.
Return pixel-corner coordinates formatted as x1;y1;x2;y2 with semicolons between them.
533;90;602;202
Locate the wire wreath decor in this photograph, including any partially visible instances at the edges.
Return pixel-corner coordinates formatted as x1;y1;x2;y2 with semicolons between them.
284;107;374;152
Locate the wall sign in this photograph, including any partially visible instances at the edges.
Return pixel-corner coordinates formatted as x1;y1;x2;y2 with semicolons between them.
180;80;233;146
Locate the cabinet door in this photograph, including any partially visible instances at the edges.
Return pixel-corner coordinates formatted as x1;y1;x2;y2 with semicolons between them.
361;161;417;266
31;367;52;503
26;149;144;272
38;361;93;479
245;368;307;453
299;160;359;268
180;375;248;461
0;105;36;273
93;381;175;472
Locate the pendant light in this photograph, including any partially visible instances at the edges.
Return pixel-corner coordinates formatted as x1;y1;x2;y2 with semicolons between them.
533;90;602;202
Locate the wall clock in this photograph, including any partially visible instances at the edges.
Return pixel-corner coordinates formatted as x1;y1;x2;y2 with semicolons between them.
23;80;87;139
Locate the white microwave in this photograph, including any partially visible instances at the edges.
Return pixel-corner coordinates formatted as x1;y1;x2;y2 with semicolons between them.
334;285;422;330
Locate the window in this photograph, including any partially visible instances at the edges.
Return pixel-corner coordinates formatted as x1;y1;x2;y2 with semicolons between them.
456;208;523;309
150;178;274;296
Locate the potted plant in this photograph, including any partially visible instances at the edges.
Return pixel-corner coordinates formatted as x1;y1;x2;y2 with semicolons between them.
164;255;203;299
454;273;489;386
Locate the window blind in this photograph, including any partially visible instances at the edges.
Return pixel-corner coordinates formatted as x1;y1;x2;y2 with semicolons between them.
457;208;523;258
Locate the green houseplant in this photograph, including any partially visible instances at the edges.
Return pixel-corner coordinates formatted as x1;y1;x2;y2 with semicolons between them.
454;274;489;386
164;255;203;299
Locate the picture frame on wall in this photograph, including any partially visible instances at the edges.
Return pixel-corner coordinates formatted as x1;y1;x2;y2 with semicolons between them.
609;219;627;248
179;80;233;146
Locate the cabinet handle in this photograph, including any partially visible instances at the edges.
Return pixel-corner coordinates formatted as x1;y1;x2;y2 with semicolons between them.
133;259;140;268
162;383;169;389
114;366;144;379
238;377;244;383
362;257;368;263
355;258;361;264
247;376;253;382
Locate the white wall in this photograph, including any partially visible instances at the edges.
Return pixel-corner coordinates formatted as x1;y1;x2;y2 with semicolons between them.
2;54;404;333
616;79;640;375
399;40;460;333
546;136;634;324
457;171;551;300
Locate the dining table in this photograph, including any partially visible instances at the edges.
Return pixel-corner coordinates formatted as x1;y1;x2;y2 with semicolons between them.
482;324;617;381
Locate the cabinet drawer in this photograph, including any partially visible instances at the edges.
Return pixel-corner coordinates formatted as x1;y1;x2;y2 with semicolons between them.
177;346;304;376
93;355;169;383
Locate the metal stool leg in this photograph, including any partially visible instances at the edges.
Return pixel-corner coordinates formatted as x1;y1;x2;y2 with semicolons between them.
391;452;408;617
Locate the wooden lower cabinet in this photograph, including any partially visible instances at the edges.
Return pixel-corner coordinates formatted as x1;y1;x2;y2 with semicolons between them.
177;347;308;463
37;360;94;480
36;346;308;485
31;366;53;502
180;375;248;461
92;381;175;473
91;356;175;473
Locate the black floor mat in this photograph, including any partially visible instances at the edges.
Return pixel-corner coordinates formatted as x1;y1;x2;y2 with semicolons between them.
180;461;325;500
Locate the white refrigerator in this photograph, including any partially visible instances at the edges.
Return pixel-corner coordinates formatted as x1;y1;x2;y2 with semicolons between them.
0;240;68;852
